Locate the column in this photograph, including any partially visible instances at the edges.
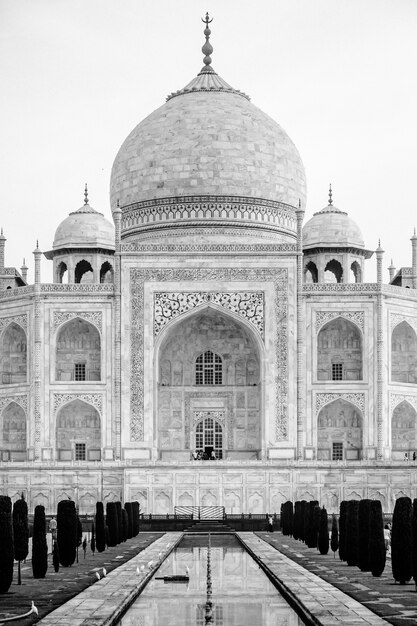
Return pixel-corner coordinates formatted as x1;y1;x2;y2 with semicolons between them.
33;242;42;460
296;202;305;459
376;241;384;460
113;203;122;459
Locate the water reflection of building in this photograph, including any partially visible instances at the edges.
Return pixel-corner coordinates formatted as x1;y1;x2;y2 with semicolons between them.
1;17;417;514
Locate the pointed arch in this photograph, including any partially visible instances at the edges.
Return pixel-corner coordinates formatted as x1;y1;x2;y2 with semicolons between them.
317;398;363;461
317;316;362;381
74;260;93;284
100;261;114;283
56;261;68;284
350;260;362;283
56;399;101;461
391;400;417;458
1;322;27;384
55;317;101;381
304;261;318;283
391;321;417;383
1;401;27;460
324;259;343;283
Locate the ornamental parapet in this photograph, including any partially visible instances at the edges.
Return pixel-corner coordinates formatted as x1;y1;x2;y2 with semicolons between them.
0;285;34;300
303;283;378;294
121;195;297;240
40;284;114;294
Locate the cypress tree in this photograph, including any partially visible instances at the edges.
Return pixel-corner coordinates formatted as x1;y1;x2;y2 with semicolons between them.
0;495;14;593
90;522;96;554
76;516;83;563
318;507;329;555
413;499;417;586
32;505;48;578
299;500;307;542
106;502;118;546
122;509;128;542
57;499;77;567
95;502;106;553
339;501;348;561
369;500;386;577
392;496;412;584
52;541;60;572
330;514;339;558
306;500;319;548
12;495;29;585
125;502;133;539
358;499;371;572
281;501;293;536
115;502;123;544
132;501;140;536
293;501;301;541
313;504;321;549
345;500;360;566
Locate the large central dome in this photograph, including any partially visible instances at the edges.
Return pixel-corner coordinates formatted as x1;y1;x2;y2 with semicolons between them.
110;18;306;243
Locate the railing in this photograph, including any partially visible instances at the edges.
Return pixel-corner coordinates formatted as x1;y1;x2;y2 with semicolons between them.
174;505;225;520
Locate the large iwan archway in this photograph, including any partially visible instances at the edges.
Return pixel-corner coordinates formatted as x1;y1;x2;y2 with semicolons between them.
157;307;262;461
317;399;363;461
56;399;101;461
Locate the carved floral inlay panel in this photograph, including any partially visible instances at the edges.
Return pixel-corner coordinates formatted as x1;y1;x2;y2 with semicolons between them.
0;314;28;333
390;313;417;334
315;392;365;416
0;394;28;413
154;292;264;338
315;311;364;333
52;311;103;333
193;411;225;425
130;267;288;443
53;393;103;416
390;393;417;415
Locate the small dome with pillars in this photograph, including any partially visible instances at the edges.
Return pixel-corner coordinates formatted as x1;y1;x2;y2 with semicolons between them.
51;186;115;252
303;186;366;250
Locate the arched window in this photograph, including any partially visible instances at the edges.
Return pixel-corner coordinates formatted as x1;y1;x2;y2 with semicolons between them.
304;261;318;283
391;321;417;383
56;318;100;381
100;261;114;283
324;259;343;283
195;350;222;385
56;399;101;461
1;323;27;384
57;261;68;284
195;416;223;459
317;317;362;381
392;400;417;458
317;399;362;461
74;260;94;284
351;261;362;283
1;402;27;461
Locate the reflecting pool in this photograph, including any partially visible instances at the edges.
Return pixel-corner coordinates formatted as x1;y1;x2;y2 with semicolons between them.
118;535;305;625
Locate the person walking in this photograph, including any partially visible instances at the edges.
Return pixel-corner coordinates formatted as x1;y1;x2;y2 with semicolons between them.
268;514;274;532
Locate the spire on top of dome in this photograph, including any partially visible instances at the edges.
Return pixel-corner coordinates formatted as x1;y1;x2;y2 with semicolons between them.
328;183;333;206
70;184;102;216
84;183;89;205
166;14;249;101
313;184;346;216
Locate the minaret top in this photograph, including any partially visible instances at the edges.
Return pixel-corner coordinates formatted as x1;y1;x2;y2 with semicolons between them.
84;183;89;205
200;12;214;74
328;183;333;206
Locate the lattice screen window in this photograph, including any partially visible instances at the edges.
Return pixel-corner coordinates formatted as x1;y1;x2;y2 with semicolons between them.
332;442;343;461
74;363;86;381
195;350;222;385
332;363;343;381
75;443;86;461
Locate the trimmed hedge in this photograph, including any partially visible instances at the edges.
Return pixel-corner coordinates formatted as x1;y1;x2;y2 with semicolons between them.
345;500;359;567
0;495;14;593
369;500;386;577
281;501;293;536
57;499;77;567
125;502;133;539
32;505;48;578
338;501;347;561
318;507;329;555
358;499;371;572
13;496;29;585
305;500;319;548
132;501;140;537
299;500;307;543
116;502;123;544
122;509;128;542
392;496;412;584
106;502;119;547
330;514;339;557
413;499;417;586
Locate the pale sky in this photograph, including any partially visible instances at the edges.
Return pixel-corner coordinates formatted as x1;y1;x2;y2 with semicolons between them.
1;0;416;283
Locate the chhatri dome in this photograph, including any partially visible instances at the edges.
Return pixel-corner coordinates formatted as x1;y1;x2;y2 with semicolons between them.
52;185;115;251
110;14;307;242
302;185;366;250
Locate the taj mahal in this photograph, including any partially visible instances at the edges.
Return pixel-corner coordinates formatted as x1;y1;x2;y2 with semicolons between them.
1;16;416;515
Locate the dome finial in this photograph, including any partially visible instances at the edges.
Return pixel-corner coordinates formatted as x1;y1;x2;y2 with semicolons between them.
328;183;333;206
84;183;89;205
201;12;214;71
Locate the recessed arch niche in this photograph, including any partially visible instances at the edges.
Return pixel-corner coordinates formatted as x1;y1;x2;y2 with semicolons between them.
56;399;101;461
391;400;417;458
1;401;27;460
156;306;261;461
317;399;363;461
317;317;362;381
391;321;417;383
55;318;100;381
1;323;27;384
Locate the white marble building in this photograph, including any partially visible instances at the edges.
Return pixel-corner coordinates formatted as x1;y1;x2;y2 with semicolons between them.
1;20;417;514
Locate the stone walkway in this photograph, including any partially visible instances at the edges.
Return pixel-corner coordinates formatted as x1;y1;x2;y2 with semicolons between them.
0;533;163;625
238;532;389;625
257;531;417;626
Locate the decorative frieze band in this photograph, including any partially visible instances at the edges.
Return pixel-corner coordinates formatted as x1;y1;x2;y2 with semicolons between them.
53;393;103;416
130;267;288;443
0;394;28;414
122;242;298;253
390;313;417;334
0;313;28;333
52;311;103;333
315;392;365;416
390;393;417;415
154;292;264;338
315;311;364;333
